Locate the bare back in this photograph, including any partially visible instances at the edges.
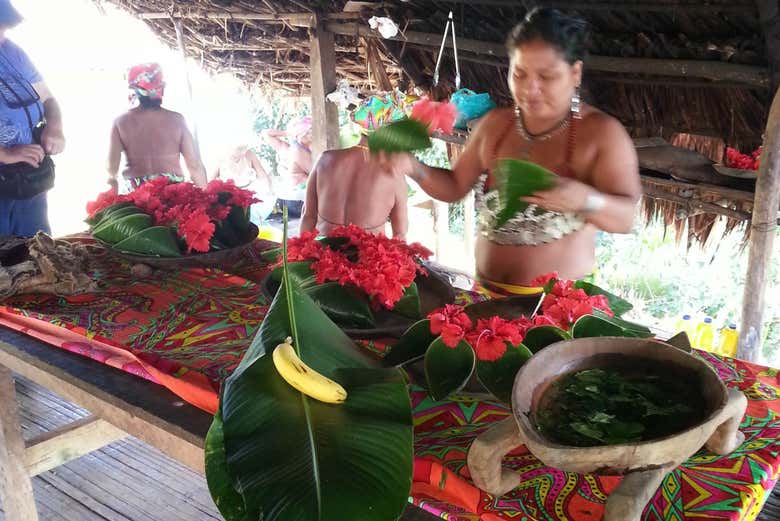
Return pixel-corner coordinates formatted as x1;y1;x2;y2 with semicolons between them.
302;147;408;238
114;108;187;178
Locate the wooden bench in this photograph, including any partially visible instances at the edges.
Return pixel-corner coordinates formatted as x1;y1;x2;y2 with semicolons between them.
0;326;437;521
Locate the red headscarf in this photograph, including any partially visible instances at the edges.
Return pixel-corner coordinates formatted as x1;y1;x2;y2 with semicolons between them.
127;63;165;100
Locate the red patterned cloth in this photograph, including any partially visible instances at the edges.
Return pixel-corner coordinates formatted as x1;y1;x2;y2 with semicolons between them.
1;237;779;521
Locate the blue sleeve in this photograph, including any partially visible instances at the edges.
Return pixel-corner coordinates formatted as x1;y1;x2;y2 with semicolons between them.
3;40;42;84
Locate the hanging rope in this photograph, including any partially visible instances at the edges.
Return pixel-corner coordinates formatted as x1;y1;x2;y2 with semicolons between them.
433;11;461;90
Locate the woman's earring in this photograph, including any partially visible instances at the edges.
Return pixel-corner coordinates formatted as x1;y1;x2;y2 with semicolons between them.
571;86;581;115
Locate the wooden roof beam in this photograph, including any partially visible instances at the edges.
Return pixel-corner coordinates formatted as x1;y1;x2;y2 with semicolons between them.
327;22;769;88
136;11;317;27
435;0;757;14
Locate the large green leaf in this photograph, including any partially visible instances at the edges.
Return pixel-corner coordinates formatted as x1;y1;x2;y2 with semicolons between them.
306;282;376;328
86;201;133;226
367;118;432;153
270;261;318;289
392;282;421;319
572;280;633;317
113;226;182;257
476;343;534;403
92;213;153;244
494;159;557;228
522;325;571;353
384;319;437;367
424;338;475;401
571;314;625;338
591;309;654;338
204;410;247;521
210;213;413;521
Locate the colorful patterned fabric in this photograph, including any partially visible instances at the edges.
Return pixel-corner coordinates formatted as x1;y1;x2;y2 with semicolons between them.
1;237;779;521
351;93;408;133
127;63;165;100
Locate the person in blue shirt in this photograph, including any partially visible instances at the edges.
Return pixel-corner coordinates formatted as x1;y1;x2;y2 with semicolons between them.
0;0;65;236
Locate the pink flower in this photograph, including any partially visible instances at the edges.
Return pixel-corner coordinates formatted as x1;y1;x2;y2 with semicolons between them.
410;98;458;135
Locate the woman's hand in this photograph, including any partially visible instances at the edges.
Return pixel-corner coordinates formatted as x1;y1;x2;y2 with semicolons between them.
0;144;45;166
521;177;596;213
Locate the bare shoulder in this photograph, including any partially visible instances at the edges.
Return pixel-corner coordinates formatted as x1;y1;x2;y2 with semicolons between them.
471;107;513;137
579;105;631;144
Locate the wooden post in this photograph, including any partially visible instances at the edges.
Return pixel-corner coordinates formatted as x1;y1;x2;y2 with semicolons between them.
738;86;780;362
173;19;200;155
0;367;39;521
310;18;339;161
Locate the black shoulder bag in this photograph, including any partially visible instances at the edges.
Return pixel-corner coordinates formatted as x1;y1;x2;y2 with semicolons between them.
0;53;55;200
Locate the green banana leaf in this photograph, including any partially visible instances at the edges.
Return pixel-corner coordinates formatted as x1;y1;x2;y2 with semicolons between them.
306;282;376;328
204;411;246;521
92;213;153;244
270;261;318;289
112;226;183;257
86;201;133;226
476;343;534;403
384;319;437;367
494;159;557;228
424;338;475;401
367;118;432;153
208;214;414;521
392;282;421;319
93;205;146;227
572;280;633;317
590;309;654;338
571;314;625;338
522;325;571;353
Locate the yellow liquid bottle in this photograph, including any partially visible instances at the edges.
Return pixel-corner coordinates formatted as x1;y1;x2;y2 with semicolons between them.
694;317;715;351
718;324;739;358
674;314;697;345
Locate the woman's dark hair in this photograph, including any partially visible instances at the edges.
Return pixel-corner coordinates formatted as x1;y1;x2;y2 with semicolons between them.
506;8;589;64
137;95;162;109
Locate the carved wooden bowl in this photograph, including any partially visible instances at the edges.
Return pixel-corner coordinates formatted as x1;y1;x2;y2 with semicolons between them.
468;336;747;521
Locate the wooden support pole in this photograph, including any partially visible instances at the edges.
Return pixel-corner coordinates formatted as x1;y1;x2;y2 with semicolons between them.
173;19;200;156
0;367;39;521
310;18;340;161
326;23;769;88
738;86;780;362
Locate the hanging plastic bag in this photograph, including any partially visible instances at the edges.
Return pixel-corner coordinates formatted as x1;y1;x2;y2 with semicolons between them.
450;88;496;130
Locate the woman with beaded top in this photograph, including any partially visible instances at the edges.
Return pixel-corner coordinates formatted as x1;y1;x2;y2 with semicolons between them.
388;8;641;295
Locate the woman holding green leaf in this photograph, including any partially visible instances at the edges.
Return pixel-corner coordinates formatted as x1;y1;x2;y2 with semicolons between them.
385;8;641;294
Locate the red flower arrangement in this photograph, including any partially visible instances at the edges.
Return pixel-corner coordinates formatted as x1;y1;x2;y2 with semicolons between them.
725;146;762;171
424;272;614;362
410;98;458;135
282;224;432;309
86;178;259;253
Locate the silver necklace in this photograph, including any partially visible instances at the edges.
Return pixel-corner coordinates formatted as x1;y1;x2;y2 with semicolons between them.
514;106;571;142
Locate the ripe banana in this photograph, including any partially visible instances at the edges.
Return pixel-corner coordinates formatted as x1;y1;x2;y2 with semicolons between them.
272;337;348;404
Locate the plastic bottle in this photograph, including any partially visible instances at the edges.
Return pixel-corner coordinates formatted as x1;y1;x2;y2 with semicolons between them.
694;317;715;351
718;324;739;358
675;314;697;344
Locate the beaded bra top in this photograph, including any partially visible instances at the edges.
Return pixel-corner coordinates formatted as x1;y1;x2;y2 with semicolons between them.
475;110;585;246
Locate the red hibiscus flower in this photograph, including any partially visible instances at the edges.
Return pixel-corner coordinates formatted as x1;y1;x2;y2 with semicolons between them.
427;304;473;348
177;208;215;253
86;189;128;218
529;271;559;288
466;317;524;362
410;98;458;135
540;280;613;329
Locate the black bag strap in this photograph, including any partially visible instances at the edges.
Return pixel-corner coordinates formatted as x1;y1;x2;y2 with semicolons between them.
0;50;43;142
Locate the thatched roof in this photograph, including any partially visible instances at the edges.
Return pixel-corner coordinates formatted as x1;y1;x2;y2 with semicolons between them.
97;0;778;242
99;0;775;146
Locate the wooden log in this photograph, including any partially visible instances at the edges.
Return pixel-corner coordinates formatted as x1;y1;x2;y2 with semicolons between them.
24;416;127;478
310;18;340;161
326;23;769;88
137;11;317;27
641;185;754;221
739;86;780;362
0;366;39;521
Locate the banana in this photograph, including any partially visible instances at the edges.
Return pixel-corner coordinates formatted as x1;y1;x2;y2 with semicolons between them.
272;337;348;404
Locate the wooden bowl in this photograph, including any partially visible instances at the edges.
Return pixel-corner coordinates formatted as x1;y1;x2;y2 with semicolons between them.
713;164;758;180
467;336;747;521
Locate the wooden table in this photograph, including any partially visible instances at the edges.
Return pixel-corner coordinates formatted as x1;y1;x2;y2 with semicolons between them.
0;326;437;521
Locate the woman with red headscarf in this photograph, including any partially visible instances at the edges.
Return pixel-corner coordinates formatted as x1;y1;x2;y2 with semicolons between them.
107;63;207;192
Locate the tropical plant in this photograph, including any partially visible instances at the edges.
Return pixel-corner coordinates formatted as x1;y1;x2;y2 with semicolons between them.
205;214;414;521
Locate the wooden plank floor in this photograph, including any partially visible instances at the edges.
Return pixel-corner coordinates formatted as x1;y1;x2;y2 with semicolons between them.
6;373;777;521
0;375;439;521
